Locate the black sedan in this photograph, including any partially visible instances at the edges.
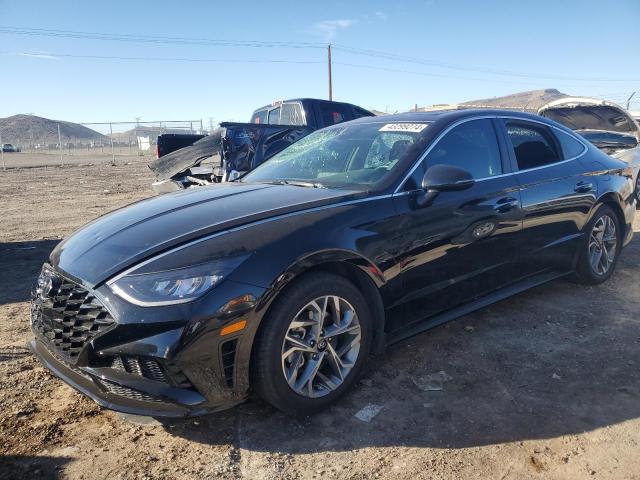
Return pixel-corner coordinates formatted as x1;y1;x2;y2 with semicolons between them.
30;110;636;417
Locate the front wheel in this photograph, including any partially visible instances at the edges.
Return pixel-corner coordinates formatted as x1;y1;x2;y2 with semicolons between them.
574;204;621;284
251;272;372;415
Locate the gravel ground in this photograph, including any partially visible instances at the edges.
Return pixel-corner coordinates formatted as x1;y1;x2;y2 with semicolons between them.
1;161;639;480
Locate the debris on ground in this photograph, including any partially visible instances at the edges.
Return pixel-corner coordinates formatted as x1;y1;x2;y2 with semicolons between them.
411;370;454;391
354;404;383;422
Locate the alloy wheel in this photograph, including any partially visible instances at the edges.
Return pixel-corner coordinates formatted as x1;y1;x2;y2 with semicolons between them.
589;214;617;275
281;295;361;398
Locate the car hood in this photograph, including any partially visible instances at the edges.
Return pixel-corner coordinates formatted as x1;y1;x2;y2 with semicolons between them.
577;130;639;153
50;182;362;286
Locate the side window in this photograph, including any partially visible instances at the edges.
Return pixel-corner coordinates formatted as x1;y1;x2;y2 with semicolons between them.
280;103;306;126
268;107;281;125
364;133;415;169
424;119;502;179
353;107;373;119
556;130;586;159
318;102;351;125
251;109;267;124
506;122;561;170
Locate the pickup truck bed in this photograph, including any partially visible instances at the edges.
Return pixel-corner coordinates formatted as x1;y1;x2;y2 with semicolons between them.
149;98;374;193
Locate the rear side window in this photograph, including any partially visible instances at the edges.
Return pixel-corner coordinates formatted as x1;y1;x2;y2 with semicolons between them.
424;118;502;179
279;103;306;126
506;122;561;170
251;109;267;124
353;107;373;119
556;130;586;159
268;107;281;125
318;103;352;125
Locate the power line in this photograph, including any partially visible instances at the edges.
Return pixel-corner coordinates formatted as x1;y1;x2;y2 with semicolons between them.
4;51;323;65
0;26;325;49
3;50;638;90
331;62;638;89
1;26;638;83
332;44;640;83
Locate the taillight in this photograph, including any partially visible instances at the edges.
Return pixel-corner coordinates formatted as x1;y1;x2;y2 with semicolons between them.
155;144;160;158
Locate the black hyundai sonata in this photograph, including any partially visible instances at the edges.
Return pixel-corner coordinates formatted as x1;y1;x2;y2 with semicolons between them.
30;110;636;417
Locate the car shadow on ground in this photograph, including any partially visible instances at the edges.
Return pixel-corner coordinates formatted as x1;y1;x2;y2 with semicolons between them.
0;455;71;480
162;235;640;453
0;240;59;306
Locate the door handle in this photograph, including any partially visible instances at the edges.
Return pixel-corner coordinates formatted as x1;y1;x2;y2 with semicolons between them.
493;197;519;213
574;181;594;193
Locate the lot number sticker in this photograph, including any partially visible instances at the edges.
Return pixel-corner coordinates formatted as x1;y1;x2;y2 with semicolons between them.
379;123;428;133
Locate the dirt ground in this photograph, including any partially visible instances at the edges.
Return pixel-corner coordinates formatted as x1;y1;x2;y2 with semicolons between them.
1;159;639;480
0;151;151;169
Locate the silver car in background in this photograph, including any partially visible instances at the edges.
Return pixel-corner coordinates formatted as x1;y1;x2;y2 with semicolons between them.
539;97;640;205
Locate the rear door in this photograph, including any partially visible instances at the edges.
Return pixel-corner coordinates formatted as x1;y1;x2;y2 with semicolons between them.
499;119;595;273
391;117;524;327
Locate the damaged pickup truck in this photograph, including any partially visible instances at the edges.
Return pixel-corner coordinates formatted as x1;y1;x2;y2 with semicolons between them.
539;97;640;205
149;98;374;193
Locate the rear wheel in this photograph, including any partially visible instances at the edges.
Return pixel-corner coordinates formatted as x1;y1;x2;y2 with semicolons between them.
251;272;372;415
575;204;621;284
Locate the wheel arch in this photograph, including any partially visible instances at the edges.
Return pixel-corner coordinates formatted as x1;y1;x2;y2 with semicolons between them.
592;191;626;239
251;250;387;362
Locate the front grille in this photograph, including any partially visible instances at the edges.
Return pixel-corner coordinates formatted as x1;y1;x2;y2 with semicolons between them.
110;355;169;383
99;379;164;403
32;266;115;362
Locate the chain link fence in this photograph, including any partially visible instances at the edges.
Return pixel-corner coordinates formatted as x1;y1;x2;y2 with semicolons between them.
0;119;205;169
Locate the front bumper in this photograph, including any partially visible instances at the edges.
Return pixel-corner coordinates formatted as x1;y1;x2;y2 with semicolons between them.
29;339;207;417
29;264;267;417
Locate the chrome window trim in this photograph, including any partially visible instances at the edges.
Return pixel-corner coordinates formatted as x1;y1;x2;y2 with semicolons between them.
394;114;590;193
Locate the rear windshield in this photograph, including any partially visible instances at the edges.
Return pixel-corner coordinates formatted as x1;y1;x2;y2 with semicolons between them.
542;106;638;133
250;102;306;126
243;121;430;188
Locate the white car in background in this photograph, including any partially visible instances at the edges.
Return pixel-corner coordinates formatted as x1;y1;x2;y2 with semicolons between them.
539;97;640;206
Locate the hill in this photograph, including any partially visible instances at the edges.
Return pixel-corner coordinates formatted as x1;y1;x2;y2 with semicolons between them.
460;88;568;111
0;114;107;146
108;126;196;143
418;89;569;113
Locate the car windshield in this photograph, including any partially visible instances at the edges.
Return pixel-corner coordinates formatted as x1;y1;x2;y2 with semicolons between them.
242;121;430;188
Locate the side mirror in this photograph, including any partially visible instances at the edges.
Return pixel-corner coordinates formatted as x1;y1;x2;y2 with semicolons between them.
416;164;475;207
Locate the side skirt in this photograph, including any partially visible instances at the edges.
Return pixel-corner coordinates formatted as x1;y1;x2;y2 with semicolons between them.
386;270;570;345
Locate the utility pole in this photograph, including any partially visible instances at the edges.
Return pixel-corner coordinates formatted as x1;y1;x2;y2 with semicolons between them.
57;123;63;166
109;122;115;166
0;129;5;170
626;92;636;110
327;44;333;101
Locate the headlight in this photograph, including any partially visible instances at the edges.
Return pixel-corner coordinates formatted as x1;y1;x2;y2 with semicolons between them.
107;256;247;307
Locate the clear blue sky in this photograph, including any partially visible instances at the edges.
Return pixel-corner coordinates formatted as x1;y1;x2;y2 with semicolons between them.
1;0;639;126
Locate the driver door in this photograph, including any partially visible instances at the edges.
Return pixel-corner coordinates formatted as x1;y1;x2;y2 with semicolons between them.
390;118;524;329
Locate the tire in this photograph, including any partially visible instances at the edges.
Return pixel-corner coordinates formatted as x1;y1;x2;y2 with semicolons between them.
574;204;621;285
635;175;640;209
251;272;372;416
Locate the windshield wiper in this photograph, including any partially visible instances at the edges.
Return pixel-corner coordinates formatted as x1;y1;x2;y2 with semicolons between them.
283;180;325;189
260;180;325;188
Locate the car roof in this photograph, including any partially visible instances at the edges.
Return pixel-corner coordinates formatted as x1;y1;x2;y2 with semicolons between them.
344;108;549;125
252;98;371;112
